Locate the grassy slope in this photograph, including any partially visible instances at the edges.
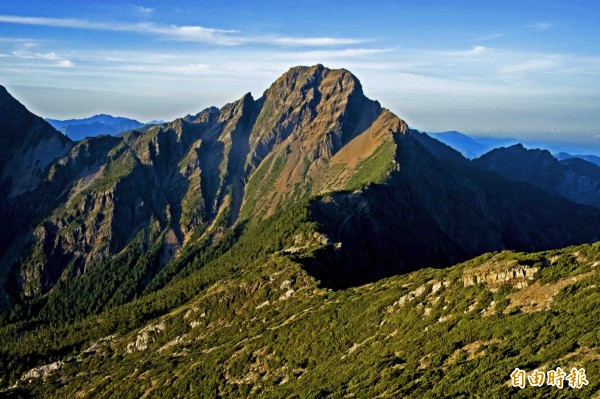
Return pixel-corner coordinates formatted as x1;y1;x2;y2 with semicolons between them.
2;198;599;398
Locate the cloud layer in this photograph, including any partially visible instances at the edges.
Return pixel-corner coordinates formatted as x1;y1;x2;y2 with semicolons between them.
0;9;598;143
0;15;364;46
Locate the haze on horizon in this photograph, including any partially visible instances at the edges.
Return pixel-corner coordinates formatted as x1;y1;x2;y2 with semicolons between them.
0;0;599;145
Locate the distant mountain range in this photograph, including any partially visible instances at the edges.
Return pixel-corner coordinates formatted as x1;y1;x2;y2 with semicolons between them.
45;114;162;141
555;151;600;167
473;143;600;208
429;130;600;166
427;131;520;158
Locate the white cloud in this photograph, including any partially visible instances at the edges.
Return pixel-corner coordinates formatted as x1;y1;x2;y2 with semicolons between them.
57;59;74;67
0;36;40;43
12;49;61;60
10;44;74;68
262;36;365;46
468;45;486;54
438;46;487;57
281;48;394;60
134;5;154;15
0;14;364;47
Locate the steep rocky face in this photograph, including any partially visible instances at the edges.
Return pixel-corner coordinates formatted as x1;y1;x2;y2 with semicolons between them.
12;65;402;297
0;86;72;183
0;87;74;300
241;64;402;217
473;144;600;208
10;89;270;297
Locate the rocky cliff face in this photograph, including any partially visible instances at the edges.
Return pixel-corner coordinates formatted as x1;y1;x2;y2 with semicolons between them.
2;65;600;302
0;86;73;245
0;87;75;306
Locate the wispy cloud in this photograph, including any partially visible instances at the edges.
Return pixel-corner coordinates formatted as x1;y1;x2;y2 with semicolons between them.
526;22;553;31
134;5;154;15
0;14;364;47
11;45;74;67
123;63;209;74
57;59;74;67
439;46;487;57
0;36;42;43
499;60;560;74
281;48;395;60
474;33;504;42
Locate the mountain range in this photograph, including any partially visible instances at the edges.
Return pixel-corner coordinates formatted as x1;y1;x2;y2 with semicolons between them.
430;130;600;165
427;131;521;159
45;114;151;140
1;65;599;397
473;144;600;208
555;151;600;167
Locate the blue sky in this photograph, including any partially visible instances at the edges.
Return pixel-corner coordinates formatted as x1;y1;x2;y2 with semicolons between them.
0;1;599;145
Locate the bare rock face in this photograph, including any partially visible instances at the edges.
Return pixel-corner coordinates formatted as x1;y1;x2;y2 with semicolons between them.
0;87;76;306
126;322;166;353
463;259;541;291
0;86;73;254
20;361;64;381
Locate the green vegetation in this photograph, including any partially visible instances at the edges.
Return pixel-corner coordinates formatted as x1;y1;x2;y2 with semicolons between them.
347;140;396;190
3;64;600;399
1;203;600;397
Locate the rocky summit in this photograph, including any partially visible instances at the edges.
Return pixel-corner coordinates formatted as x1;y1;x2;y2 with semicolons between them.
1;65;600;398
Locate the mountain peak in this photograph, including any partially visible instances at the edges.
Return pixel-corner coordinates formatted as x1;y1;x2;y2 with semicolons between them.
248;64;385;170
271;64;364;99
507;143;525;150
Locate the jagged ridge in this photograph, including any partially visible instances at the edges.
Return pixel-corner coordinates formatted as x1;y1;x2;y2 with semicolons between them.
2;64;600;302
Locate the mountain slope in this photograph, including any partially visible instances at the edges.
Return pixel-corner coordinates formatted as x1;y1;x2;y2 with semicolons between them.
0;85;74;308
309;132;600;287
3;66;600;306
3;228;600;398
2;65;600;397
0;86;72;197
473;144;600;208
